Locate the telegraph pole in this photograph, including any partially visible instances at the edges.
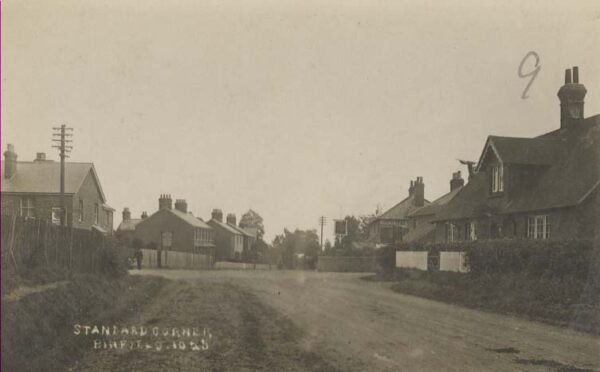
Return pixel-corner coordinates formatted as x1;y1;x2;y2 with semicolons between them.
52;125;73;227
319;216;327;251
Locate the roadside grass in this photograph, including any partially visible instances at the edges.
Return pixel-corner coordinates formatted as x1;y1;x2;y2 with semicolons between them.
1;273;168;372
363;269;600;334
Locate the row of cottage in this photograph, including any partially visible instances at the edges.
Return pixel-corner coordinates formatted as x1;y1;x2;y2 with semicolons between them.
367;66;599;246
1;148;256;261
116;195;257;261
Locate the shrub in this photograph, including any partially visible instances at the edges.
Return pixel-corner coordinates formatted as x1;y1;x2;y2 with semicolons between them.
97;241;129;278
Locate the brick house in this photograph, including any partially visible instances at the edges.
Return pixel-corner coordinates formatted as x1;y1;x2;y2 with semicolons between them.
432;67;599;242
224;213;257;255
134;195;215;254
1;146;114;233
403;172;465;243
115;208;147;244
207;209;245;261
367;177;431;244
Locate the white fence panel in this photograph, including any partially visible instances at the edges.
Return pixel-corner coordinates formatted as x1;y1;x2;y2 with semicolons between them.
396;251;428;270
439;251;469;273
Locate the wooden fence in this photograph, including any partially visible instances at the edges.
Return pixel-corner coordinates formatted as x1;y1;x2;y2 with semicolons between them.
1;215;109;275
140;248;213;270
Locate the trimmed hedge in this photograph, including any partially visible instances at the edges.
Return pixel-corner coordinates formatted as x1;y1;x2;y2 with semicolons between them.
379;239;597;279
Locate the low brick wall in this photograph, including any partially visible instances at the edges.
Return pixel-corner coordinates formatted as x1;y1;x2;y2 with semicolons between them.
317;256;376;272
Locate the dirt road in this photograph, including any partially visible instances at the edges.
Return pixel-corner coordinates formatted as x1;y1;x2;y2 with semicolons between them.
73;270;600;371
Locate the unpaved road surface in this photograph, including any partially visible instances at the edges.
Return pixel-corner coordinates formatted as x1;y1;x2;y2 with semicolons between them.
74;270;600;371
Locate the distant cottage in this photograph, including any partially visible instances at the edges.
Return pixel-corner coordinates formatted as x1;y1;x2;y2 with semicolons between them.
134;195;215;255
403;172;465;243
431;67;599;242
1;147;114;234
368;177;431;244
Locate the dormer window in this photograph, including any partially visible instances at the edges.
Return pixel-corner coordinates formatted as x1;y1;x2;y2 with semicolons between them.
491;165;504;193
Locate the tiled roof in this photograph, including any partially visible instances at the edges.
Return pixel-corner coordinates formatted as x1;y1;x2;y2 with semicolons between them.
372;195;431;222
170;209;212;229
1;161;106;201
208;219;243;235
117;218;142;232
227;223;255;237
409;186;463;218
434;115;600;221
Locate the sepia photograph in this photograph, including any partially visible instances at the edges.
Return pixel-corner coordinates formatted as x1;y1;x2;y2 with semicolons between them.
1;1;599;371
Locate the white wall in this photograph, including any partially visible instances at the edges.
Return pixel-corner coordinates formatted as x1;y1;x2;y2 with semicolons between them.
396;251;428;271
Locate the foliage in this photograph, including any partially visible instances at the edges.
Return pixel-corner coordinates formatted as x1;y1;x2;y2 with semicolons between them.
272;228;321;269
239;209;265;239
384;239;595;279
98;239;129;278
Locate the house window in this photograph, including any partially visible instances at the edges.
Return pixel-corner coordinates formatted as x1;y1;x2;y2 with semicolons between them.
446;222;457;242
528;215;551;239
52;207;62;225
20;198;35;218
94;203;99;224
466;221;477;241
79;199;84;222
161;231;173;249
491;165;504;193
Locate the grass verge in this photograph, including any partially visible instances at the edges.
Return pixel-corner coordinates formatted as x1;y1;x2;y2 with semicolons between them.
364;269;600;334
1;273;168;372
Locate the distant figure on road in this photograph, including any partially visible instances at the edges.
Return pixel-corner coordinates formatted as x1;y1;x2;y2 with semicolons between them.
134;248;143;270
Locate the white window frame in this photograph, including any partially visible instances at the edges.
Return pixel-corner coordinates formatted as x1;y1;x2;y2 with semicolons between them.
21;198;35;218
79;199;84;222
491;165;504;193
468;221;477;241
51;207;62;225
446;222;457;242
528;215;550;239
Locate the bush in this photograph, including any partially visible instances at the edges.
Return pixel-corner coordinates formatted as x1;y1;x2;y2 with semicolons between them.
97;241;129;278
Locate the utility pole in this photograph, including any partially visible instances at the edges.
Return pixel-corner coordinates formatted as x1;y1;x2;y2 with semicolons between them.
52;125;73;227
319;216;327;251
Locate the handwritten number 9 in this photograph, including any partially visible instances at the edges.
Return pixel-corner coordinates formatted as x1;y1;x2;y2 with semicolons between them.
518;51;541;99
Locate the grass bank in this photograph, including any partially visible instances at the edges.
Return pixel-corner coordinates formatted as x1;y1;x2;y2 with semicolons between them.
1;273;168;372
364;269;600;334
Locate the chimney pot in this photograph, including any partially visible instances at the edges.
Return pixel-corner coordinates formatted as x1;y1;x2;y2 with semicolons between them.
141;211;148;219
565;69;572;84
122;207;131;221
174;199;188;213
3;143;18;179
572;66;579;83
558;66;586;129
212;208;223;222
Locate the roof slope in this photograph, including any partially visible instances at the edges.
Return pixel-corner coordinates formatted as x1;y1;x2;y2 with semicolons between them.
373;195;431;222
434;115;600;221
208;219;243;235
117;218;142;232
1;161;105;201
409;186;463;218
227;223;255;237
170;209;212;229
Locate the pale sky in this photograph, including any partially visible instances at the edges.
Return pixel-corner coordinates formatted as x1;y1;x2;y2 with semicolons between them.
2;0;600;242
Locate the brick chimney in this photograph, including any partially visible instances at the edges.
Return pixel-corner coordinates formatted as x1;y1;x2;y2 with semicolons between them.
3;144;17;179
212;209;223;222
159;194;172;210
413;177;425;207
450;171;465;191
122;207;131;221
141;211;148;219
174;199;188;213
408;180;415;196
226;213;237;225
558;66;586;129
34;152;46;162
